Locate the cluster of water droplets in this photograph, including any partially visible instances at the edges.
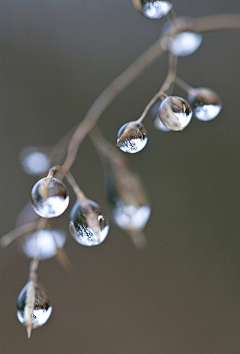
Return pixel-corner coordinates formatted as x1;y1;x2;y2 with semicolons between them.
132;0;173;20
69;200;109;246
159;96;193;131
31;177;69;218
117;121;148;154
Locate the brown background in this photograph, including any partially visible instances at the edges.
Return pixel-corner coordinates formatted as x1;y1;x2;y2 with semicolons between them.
0;1;240;353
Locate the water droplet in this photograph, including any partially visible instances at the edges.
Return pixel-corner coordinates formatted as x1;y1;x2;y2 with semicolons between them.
31;177;69;218
161;17;202;56
22;229;67;260
113;200;151;230
117;121;148;153
170;32;202;57
69;200;109;246
133;0;173;19
20;147;51;176
159;96;192;131
151;102;171;132
17;281;52;330
188;87;222;121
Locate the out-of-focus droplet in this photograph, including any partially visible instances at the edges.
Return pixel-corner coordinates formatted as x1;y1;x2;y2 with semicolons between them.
151;102;171;131
159;96;192;131
133;0;172;19
19;147;51;176
161;17;202;56
22;229;66;260
17;281;52;332
169;32;202;56
69;200;109;246
105;174;151;231
31;177;69;218
117;121;148;153
188;87;222;121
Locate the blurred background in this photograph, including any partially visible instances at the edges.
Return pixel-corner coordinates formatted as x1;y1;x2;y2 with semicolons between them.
0;0;240;353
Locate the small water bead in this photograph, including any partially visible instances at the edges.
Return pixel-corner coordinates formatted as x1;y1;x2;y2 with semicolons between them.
188;87;222;121
69;200;109;246
31;177;69;218
151;102;171;132
117;121;148;153
133;0;173;19
23;229;67;260
20;147;51;176
17;281;52;331
159;96;192;131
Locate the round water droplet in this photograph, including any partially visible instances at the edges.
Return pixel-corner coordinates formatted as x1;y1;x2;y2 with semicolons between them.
151;102;171;132
69;200;109;246
133;0;172;19
22;229;67;260
188;87;222;121
17;281;52;329
20;147;51;176
159;96;192;131
31;177;69;218
117;122;148;153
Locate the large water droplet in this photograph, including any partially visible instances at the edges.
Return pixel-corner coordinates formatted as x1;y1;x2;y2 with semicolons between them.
151;102;171;132
69;200;109;246
133;0;173;19
31;177;69;218
20;147;51;176
159;96;192;131
188;87;222;121
117;121;148;153
17;281;52;330
22;229;67;260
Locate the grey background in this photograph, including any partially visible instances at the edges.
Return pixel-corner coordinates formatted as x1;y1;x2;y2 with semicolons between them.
0;0;240;353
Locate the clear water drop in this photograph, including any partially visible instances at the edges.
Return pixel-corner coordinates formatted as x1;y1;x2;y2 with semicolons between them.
22;229;67;260
117;121;148;153
20;147;51;176
159;96;192;131
188;87;222;121
31;177;69;218
133;0;173;19
17;281;52;330
69;200;109;246
151;102;171;132
170;32;202;57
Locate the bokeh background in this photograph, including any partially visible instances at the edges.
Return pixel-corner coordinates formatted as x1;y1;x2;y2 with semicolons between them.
0;1;240;353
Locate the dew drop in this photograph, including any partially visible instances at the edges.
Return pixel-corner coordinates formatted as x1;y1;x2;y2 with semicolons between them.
31;177;69;218
133;0;173;19
117;121;148;153
188;87;222;121
159;96;192;131
151;102;171;132
17;281;52;330
20;147;51;176
69;200;109;246
169;32;202;57
22;229;67;260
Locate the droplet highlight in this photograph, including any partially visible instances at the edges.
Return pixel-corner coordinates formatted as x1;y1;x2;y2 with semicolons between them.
133;0;173;19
